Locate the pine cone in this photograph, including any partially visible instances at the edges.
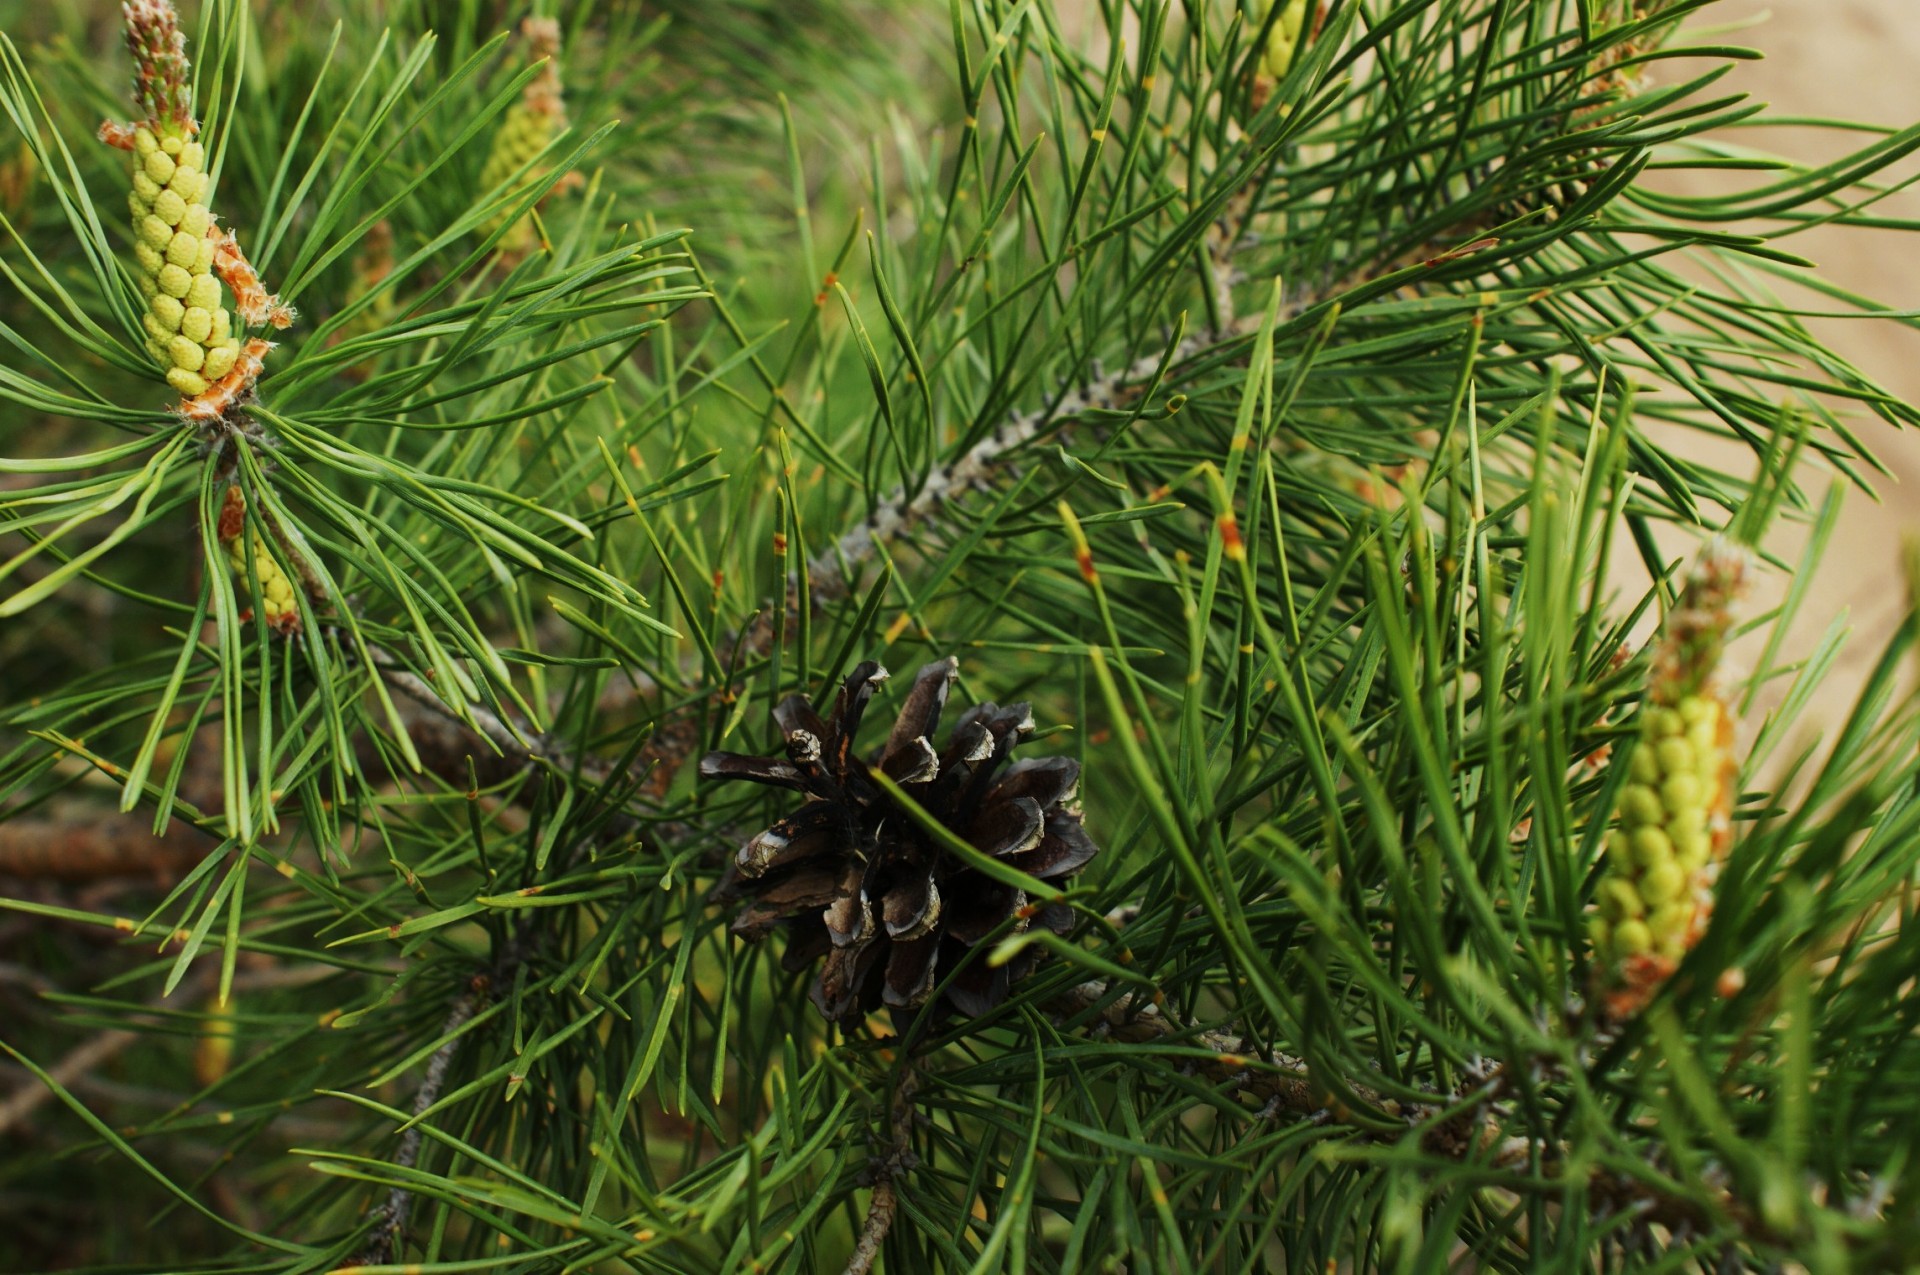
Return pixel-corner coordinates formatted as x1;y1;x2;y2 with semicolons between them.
125;125;241;399
699;658;1098;1025
1589;537;1748;1021
478;18;574;253
1592;691;1733;1019
217;487;300;635
1252;0;1311;78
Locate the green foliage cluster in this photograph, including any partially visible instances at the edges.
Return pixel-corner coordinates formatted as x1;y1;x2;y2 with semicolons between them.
1;0;1918;1270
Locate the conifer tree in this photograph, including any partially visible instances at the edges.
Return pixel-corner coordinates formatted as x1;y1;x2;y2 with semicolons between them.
2;0;1919;1270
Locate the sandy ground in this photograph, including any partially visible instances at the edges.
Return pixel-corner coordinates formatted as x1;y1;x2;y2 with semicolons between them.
1644;2;1920;726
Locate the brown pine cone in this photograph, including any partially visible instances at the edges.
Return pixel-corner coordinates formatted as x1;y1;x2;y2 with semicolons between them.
699;658;1098;1025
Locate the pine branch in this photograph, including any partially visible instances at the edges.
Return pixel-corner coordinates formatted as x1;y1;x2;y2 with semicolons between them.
349;926;537;1266
348;983;483;1267
0;814;208;882
350;169;1490;814
1046;980;1785;1250
805;333;1214;599
370;648;544;774
842;1064;917;1275
801;188;1507;623
1046;981;1331;1121
368;644;672;790
841;1177;896;1275
357;325;1217;808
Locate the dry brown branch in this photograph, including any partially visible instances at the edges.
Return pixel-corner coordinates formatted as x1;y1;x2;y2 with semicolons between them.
0;970;216;1140
0;815;209;882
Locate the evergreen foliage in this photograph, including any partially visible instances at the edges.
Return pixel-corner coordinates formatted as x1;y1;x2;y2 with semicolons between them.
1;0;1917;1270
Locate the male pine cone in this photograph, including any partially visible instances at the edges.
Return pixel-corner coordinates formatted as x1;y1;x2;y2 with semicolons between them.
1252;0;1311;78
478;18;571;252
1592;697;1730;973
217;487;299;634
128;126;240;398
1590;539;1747;1020
700;658;1098;1025
110;0;242;401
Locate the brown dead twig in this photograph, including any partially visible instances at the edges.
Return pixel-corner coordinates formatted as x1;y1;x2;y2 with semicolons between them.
0;719;225;883
0;815;208;882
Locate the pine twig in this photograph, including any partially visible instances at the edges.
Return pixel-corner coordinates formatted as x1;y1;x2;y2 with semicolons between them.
805;334;1211;601
843;1179;897;1275
1047;981;1327;1116
0;814;209;882
1046;980;1779;1247
347;927;533;1268
369;647;644;792
360;311;1242;808
1051;974;1509;1141
842;1063;918;1275
371;648;546;776
348;982;483;1267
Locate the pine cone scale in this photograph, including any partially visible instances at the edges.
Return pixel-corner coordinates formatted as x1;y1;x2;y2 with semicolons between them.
880;736;940;783
823;864;874;947
698;752;809;792
735;803;845;878
813;941;885;1021
881;874;941;940
772;693;830;753
969;796;1046;858
1014;814;1099;878
943;881;1027;946
731;865;843;939
882;935;941;1009
883;657;957;759
987;755;1080;810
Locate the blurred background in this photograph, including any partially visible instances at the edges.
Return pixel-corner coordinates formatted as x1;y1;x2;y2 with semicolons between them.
1648;1;1920;716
